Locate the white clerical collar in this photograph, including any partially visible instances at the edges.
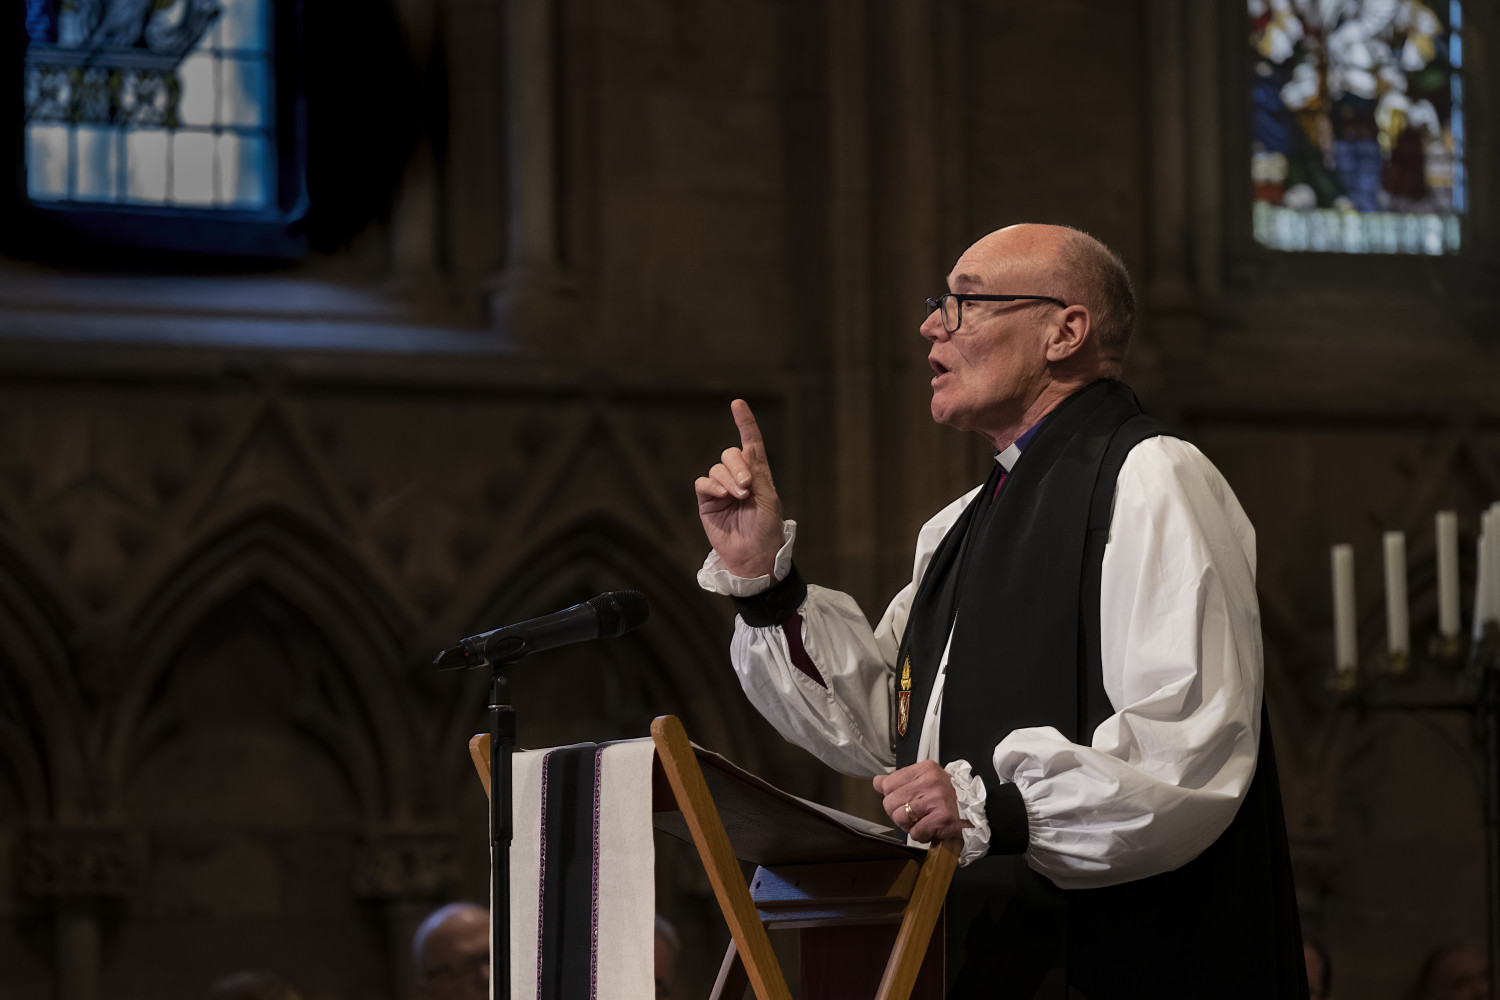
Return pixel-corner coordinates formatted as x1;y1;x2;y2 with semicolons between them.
993;416;1048;473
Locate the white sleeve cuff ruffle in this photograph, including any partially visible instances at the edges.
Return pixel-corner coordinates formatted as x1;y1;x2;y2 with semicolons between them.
696;521;798;598
946;759;992;866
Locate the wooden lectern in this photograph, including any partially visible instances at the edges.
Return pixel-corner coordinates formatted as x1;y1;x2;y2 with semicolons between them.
471;715;955;1000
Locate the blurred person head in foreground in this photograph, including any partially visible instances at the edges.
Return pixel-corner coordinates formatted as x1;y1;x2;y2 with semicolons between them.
414;902;490;1000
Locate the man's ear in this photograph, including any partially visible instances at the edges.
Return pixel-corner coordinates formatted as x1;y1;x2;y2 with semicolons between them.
1046;305;1092;362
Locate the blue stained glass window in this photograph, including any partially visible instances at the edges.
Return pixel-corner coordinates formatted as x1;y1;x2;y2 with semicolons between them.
1249;0;1465;255
24;0;273;212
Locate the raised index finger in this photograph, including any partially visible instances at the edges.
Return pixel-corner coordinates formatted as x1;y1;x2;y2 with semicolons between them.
730;398;768;463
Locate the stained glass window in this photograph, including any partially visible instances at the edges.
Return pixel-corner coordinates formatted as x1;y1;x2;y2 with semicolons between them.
1249;0;1465;255
24;0;273;212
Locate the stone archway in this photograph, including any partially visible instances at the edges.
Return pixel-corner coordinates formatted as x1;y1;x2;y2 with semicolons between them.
86;506;436;1000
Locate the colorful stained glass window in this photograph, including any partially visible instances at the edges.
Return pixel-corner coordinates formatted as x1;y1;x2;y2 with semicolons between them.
24;0;273;212
1249;0;1465;254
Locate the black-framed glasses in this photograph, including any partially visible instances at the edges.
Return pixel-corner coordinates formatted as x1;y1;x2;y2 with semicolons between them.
924;293;1068;333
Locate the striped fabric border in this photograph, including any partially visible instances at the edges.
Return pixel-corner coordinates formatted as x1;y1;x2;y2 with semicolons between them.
590;746;603;997
534;748;552;998
505;745;549;1000
507;739;656;1000
538;744;598;999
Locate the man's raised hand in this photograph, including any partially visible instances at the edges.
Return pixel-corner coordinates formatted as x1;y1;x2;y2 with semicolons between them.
695;399;785;579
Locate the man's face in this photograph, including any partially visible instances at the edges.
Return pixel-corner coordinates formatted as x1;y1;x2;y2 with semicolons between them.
416;908;490;1000
922;235;1056;441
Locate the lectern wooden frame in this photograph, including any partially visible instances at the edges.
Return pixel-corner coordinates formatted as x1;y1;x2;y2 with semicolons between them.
470;715;956;1000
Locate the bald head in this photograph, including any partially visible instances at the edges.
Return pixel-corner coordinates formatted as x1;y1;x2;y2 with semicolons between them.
413;903;489;1000
960;223;1136;370
1048;226;1135;365
923;223;1137;447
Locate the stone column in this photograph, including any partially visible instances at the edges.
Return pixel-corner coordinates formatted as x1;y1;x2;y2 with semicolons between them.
825;0;877;600
1185;0;1224;300
1142;0;1205;377
390;0;443;286
879;1;973;578
354;831;459;1000
17;828;146;1000
490;0;576;351
505;0;557;275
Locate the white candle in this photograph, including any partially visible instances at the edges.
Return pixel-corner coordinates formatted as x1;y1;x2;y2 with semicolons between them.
1436;511;1460;639
1488;507;1500;627
1476;517;1492;640
1332;544;1357;677
1383;531;1409;657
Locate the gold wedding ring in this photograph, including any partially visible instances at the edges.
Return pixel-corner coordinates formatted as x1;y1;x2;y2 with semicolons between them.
904;802;915;823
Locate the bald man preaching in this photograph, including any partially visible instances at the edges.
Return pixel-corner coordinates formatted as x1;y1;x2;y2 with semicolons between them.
695;225;1307;999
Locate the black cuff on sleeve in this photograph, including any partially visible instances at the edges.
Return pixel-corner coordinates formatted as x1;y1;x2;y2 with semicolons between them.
731;562;807;627
981;775;1030;856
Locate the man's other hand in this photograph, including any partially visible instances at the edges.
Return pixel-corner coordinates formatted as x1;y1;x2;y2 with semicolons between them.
695;399;785;579
873;761;969;845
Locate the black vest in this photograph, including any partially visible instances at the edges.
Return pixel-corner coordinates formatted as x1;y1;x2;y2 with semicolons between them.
895;380;1306;999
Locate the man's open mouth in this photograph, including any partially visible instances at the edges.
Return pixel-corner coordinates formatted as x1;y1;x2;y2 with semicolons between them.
929;358;949;376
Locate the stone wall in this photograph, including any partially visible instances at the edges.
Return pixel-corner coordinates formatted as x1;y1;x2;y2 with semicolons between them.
1;1;1498;997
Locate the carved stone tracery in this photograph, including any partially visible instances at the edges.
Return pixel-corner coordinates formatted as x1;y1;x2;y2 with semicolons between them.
16;828;146;899
353;832;459;901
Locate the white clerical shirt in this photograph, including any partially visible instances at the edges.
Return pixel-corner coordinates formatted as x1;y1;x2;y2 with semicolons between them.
696;435;1263;891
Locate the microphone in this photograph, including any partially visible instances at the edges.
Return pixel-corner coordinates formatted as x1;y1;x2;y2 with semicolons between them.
432;590;650;669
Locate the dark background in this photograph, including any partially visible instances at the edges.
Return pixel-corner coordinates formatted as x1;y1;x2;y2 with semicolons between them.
1;1;1498;997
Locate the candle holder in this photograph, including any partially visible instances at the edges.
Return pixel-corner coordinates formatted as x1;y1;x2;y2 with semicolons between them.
1433;632;1466;668
1482;621;1500;663
1334;629;1496;711
1335;618;1500;1000
1328;508;1495;990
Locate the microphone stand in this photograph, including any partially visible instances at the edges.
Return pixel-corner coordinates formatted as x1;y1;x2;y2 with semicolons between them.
490;665;516;1000
436;591;649;1000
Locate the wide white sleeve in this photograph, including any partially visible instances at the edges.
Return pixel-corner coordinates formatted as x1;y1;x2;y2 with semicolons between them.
697;490;981;777
991;437;1262;890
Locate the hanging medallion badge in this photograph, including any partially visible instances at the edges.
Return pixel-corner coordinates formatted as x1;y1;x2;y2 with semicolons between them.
897;656;912;737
